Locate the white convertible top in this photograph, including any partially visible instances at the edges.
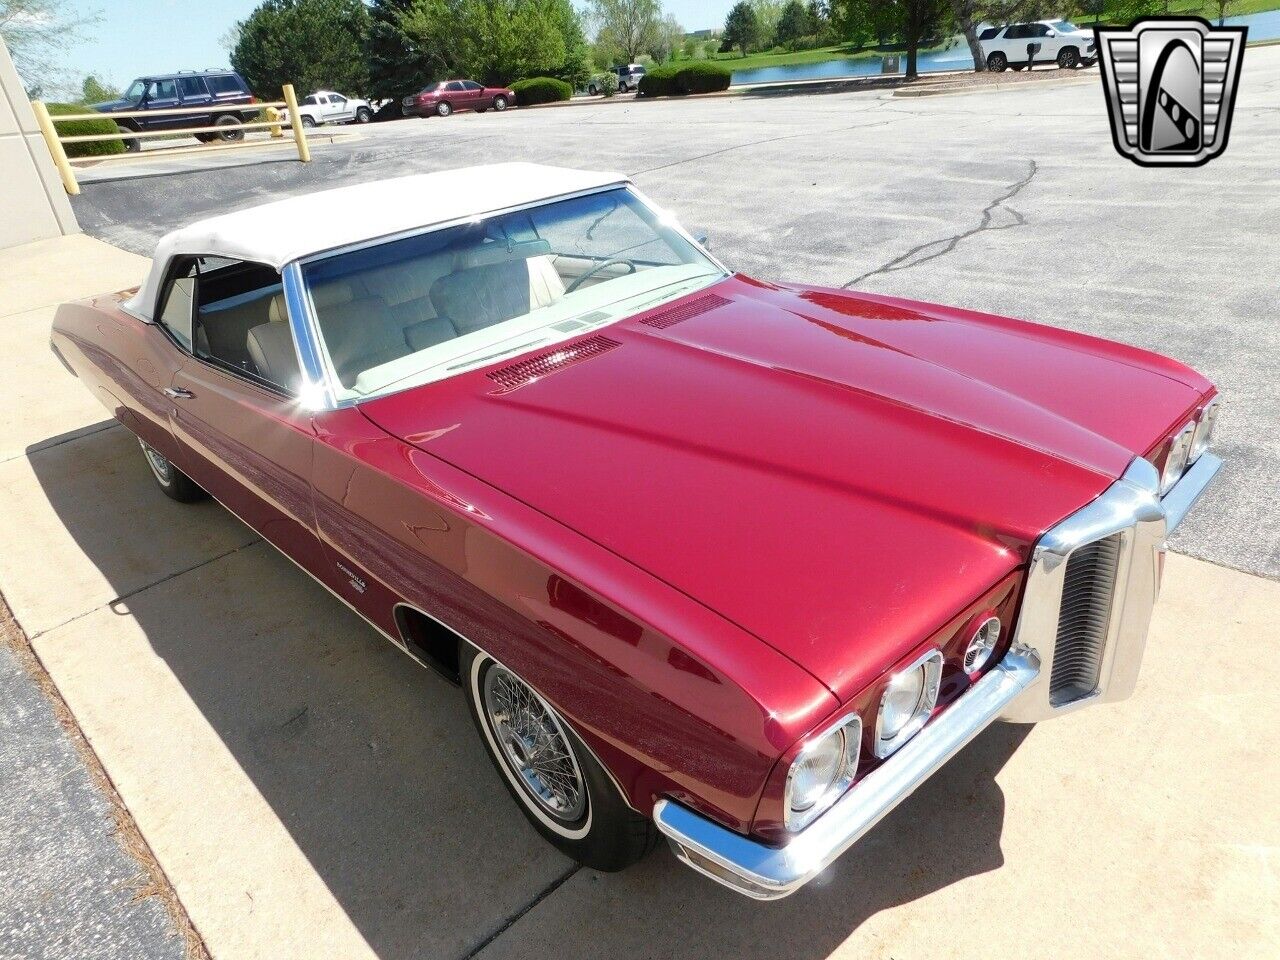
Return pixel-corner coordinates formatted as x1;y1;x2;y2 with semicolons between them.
126;163;629;318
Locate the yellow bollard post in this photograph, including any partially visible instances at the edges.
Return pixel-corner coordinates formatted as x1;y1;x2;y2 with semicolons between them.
31;100;80;196
282;85;311;163
266;106;283;139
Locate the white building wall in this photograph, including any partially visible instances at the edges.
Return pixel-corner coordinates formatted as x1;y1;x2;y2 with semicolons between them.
0;36;78;249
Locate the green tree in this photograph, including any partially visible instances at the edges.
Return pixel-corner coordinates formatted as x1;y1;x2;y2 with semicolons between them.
647;13;685;62
81;72;116;104
750;0;785;47
367;0;436;100
723;1;759;56
775;0;813;46
897;0;946;79
830;0;894;48
587;0;661;64
230;0;371;97
395;0;589;89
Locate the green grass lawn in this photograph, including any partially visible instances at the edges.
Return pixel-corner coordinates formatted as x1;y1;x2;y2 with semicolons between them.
1037;0;1276;25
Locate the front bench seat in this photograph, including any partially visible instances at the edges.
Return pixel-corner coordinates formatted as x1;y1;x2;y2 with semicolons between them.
246;320;300;393
429;245;565;337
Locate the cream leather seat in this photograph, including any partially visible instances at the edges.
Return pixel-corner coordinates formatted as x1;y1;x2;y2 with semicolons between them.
429;242;565;337
246;293;301;391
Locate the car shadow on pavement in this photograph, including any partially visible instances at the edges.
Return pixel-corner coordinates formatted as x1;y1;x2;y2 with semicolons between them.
28;424;1033;959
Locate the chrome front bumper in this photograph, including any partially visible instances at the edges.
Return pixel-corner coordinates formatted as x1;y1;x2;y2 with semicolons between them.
654;453;1222;900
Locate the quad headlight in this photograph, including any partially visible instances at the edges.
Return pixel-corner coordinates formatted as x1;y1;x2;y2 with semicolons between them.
874;649;943;758
784;712;861;831
1189;398;1220;464
1159;422;1195;496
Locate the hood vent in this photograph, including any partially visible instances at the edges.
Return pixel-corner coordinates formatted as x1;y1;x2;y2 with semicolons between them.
639;293;730;330
487;335;621;394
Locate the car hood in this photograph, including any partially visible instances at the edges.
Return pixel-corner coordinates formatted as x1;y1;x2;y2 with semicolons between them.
361;275;1204;700
91;98;135;112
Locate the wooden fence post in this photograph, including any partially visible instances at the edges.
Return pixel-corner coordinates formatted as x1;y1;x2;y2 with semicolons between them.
282;85;311;163
31;100;80;196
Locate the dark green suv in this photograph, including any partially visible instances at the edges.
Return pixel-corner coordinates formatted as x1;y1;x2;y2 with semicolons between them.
92;70;258;152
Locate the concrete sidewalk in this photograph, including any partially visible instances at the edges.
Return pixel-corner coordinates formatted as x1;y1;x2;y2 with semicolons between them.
1;233;1277;960
0;235;190;960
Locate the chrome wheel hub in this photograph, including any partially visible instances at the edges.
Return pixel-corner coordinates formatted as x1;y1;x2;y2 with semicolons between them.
139;440;173;483
482;665;586;823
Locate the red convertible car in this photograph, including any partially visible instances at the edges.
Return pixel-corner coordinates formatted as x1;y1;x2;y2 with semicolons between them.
50;164;1221;899
402;79;515;117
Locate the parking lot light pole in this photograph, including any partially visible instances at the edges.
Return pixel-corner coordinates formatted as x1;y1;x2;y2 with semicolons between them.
282;84;311;163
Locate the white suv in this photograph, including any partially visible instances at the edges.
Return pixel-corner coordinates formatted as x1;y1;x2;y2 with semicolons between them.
979;20;1097;72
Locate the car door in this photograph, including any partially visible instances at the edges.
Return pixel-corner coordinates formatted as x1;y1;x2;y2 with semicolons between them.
462;81;486;108
159;255;324;566
325;94;352;122
143;78;183;131
177;76;213;128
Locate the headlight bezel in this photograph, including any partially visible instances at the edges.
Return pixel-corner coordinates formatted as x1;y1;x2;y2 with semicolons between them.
1159;421;1196;495
783;711;861;832
874;648;944;759
1189;398;1220;464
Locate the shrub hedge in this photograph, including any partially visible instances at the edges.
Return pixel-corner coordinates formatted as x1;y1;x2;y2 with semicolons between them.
638;62;732;98
588;71;618;97
511;77;573;106
46;102;125;157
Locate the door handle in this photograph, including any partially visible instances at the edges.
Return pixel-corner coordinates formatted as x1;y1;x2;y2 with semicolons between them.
164;387;194;399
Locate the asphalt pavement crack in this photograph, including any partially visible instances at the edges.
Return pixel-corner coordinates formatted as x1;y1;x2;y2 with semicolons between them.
628;114;908;177
842;158;1039;288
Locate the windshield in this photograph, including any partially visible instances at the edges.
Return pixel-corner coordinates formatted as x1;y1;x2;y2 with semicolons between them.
124;79;146;101
300;187;726;403
1052;20;1080;32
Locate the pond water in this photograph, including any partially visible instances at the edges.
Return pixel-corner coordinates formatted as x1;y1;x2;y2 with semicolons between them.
728;10;1280;86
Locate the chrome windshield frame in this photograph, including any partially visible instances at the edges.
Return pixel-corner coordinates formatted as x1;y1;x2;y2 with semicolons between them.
279;183;729;412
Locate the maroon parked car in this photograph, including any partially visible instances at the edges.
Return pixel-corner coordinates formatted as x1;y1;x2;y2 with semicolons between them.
49;164;1222;900
402;79;515;117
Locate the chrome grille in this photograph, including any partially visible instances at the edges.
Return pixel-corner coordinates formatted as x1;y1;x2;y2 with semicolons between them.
1049;534;1122;705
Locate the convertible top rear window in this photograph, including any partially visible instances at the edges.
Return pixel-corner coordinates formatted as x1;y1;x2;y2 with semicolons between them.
299;187;725;403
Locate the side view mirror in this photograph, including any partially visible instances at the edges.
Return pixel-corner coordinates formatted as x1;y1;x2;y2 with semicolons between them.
1046;30;1057;37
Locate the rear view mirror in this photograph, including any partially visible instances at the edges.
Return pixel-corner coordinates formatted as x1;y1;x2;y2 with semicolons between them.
693;230;710;249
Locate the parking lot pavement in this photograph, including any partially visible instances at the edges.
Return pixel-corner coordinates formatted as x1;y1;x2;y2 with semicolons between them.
69;47;1280;582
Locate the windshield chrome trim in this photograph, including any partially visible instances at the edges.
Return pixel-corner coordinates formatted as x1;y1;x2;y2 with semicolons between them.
281;261;339;409
286;183;731;411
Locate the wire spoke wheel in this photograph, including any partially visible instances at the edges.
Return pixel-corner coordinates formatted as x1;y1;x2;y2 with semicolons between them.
482;664;586;823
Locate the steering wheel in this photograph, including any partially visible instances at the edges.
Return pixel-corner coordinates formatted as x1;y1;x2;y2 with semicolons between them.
566;257;637;293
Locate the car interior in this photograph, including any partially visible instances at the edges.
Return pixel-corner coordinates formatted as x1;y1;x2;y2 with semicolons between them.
161;242;632;396
157;191;702;399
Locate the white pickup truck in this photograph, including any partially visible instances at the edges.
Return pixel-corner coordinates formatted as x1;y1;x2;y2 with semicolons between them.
279;90;373;127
